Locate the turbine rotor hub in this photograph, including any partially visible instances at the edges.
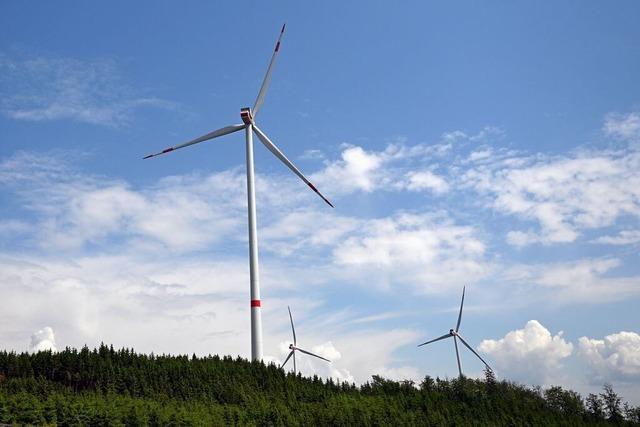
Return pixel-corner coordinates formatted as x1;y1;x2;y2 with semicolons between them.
450;329;456;335
289;343;294;350
240;107;254;125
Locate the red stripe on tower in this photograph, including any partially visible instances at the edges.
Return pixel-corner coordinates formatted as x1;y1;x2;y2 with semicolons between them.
251;300;261;307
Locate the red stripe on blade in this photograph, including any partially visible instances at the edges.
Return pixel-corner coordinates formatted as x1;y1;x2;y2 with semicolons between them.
162;147;175;154
251;300;261;307
307;183;334;208
275;42;280;52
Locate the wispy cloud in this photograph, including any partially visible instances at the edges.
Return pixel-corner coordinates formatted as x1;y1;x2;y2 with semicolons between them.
0;54;175;126
502;258;640;303
604;111;640;141
591;230;640;246
461;145;640;246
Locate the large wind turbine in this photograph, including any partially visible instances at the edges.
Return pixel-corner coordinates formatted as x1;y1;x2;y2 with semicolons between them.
281;306;331;375
143;25;333;362
417;286;492;377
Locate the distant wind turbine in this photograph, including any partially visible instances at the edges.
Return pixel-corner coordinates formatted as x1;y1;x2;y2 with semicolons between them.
143;25;333;362
281;306;331;375
418;286;492;377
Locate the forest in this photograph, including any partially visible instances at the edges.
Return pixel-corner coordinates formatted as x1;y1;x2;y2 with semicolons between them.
0;344;639;426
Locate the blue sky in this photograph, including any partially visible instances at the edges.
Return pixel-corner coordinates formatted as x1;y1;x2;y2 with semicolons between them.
2;1;640;402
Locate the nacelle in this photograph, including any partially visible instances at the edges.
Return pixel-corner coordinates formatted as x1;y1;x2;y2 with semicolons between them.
240;107;253;125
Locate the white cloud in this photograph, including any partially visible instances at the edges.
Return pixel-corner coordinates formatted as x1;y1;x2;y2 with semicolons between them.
312;142;453;195
327;329;420;383
333;213;489;292
314;145;385;193
261;210;359;257
604;111;640;141
405;170;449;194
1;153;245;252
505;230;540;247
0;54;174;126
592;230;640;245
578;331;640;383
478;320;573;385
503;258;640;303
464;147;640;245
30;327;57;352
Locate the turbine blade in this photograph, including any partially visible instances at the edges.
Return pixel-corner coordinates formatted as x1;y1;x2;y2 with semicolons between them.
417;333;452;347
252;23;286;117
143;124;245;159
288;306;297;346
456;286;465;332
457;334;492;371
253;125;334;207
454;336;462;377
281;350;294;369
297;347;331;362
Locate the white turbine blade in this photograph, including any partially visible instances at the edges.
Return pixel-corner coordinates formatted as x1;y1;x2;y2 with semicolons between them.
252;23;286;118
297;347;331;362
453;336;462;377
417;333;452;347
281;350;295;369
143;124;245;159
288;306;297;346
457;334;492;371
455;286;465;332
253;125;334;207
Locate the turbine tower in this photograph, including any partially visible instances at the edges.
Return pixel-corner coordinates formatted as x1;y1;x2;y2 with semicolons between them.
281;306;331;375
417;286;492;377
143;25;333;362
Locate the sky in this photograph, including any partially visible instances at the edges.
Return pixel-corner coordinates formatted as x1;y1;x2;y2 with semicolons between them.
1;1;640;403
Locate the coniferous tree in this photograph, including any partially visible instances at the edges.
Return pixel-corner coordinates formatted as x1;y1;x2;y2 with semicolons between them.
1;346;640;426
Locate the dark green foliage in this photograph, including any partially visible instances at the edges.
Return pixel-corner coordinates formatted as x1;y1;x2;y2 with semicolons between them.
602;383;623;422
0;345;638;426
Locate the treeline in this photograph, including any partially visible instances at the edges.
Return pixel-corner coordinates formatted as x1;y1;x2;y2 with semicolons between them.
0;345;638;426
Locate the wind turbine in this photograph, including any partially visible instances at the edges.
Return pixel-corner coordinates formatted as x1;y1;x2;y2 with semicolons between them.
281;306;330;375
143;25;333;362
417;286;492;377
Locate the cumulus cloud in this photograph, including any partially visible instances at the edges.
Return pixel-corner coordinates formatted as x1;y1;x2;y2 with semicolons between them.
0;54;175;126
314;145;386;193
405;170;449;194
578;331;640;383
30;327;57;352
478;320;573;385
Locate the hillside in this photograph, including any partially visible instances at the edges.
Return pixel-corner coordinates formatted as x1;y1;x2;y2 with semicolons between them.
0;345;638;426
